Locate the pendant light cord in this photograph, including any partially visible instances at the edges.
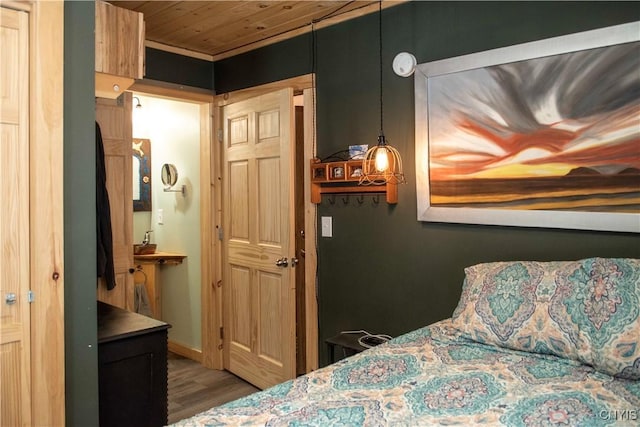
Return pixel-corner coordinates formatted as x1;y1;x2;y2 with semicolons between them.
311;22;317;157
378;0;384;141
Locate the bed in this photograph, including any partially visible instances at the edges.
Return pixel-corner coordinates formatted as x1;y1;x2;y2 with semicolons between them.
172;257;640;426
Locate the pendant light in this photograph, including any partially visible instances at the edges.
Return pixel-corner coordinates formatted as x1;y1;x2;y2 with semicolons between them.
359;0;406;186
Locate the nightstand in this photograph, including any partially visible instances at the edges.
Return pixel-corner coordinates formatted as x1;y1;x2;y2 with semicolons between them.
98;302;170;427
326;332;369;363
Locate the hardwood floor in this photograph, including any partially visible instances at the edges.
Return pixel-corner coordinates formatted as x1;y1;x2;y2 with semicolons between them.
167;352;260;424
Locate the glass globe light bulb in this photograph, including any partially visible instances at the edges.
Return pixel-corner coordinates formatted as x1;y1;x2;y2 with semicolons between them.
375;147;389;172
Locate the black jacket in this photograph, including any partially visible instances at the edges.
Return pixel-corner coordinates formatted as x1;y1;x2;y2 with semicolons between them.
96;122;116;290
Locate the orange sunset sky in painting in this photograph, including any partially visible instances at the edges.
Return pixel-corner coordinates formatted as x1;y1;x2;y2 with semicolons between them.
427;42;640;183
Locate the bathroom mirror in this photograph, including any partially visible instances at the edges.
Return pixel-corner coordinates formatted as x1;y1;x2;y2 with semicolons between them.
161;163;178;189
132;138;151;211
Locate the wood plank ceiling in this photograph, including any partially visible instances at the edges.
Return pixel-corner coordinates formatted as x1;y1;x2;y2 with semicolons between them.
109;1;401;60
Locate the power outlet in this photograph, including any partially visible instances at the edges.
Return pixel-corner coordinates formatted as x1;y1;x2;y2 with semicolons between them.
321;216;332;237
157;208;164;225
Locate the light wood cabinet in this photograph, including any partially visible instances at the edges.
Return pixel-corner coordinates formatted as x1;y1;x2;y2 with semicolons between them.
95;0;145;98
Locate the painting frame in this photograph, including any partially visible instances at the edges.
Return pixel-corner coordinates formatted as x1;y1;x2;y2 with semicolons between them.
415;21;640;233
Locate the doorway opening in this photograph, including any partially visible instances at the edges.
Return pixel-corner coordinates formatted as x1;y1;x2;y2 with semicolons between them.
131;92;203;356
129;81;213;363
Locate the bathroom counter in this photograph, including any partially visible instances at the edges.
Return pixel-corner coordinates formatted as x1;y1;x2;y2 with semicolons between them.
133;251;186;265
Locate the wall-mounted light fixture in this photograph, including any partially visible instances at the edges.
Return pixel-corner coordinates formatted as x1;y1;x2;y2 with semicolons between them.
359;0;406;186
392;52;417;77
132;94;152;139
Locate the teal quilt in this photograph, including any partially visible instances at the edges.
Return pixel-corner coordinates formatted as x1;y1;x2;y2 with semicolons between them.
171;319;639;426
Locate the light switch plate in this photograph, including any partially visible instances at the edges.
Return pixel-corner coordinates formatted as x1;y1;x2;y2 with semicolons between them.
321;216;332;237
157;208;164;225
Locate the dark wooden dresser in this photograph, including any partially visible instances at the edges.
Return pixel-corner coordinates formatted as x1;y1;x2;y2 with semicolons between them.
97;302;170;427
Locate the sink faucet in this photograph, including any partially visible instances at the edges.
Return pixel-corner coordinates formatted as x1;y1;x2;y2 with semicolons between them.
142;230;153;246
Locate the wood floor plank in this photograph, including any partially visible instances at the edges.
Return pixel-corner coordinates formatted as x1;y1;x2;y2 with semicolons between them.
168;352;259;424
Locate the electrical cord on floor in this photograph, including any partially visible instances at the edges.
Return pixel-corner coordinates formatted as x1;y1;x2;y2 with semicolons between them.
341;330;393;348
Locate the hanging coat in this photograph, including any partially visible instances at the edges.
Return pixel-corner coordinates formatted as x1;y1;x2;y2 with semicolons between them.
96;122;117;290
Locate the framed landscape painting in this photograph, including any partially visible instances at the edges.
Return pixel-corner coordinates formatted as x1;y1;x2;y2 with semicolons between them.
415;21;639;233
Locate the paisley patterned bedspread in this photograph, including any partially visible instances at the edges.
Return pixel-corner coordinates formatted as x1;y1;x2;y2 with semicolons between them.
171;319;640;426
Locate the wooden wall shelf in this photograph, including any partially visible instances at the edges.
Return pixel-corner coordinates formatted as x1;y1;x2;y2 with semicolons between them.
310;159;397;204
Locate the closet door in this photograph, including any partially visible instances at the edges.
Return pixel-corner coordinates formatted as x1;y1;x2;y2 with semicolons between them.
1;3;64;424
0;7;31;425
96;94;134;310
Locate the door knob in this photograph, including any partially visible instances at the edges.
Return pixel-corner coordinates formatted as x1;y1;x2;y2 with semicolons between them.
291;257;299;267
5;293;17;305
275;257;288;267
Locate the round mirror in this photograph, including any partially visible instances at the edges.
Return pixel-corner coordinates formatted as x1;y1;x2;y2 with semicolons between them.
161;163;178;189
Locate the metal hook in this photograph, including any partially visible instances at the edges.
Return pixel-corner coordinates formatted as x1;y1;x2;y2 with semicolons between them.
133;266;148;284
328;194;336;205
342;195;350;205
356;195;364;205
372;195;380;205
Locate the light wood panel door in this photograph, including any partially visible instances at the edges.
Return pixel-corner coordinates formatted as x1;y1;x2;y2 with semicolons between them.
1;3;64;424
222;88;296;390
0;7;31;425
96;94;134;310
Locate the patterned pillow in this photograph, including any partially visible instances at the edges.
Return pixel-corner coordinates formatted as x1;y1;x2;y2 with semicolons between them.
451;258;640;380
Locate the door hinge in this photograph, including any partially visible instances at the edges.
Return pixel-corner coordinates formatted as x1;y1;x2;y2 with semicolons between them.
219;326;224;340
27;290;35;303
217;226;223;241
217;129;223;143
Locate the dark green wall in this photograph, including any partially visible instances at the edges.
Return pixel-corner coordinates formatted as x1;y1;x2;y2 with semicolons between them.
64;2;99;425
214;1;639;366
214;35;312;93
63;1;639;413
145;47;214;90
